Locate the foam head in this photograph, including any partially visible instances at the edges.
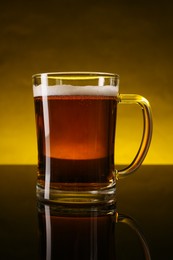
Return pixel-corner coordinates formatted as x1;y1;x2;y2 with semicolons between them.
33;85;119;97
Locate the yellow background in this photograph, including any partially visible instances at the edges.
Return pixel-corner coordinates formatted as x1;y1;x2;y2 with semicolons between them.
0;0;173;165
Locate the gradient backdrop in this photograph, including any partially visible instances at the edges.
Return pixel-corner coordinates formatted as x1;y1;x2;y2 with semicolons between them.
0;0;173;165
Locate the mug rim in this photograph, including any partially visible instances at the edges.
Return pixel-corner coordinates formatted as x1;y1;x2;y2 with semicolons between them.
32;71;119;79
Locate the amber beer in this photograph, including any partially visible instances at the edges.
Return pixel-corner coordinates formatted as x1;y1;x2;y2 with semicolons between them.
34;84;118;201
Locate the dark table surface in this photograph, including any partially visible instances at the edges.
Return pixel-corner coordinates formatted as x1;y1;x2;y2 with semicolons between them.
0;165;173;260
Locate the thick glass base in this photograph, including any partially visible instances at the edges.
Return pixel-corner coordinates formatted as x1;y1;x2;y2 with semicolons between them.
36;184;116;205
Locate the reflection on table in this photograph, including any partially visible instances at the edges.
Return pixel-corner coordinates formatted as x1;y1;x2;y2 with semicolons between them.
38;202;116;260
37;201;151;260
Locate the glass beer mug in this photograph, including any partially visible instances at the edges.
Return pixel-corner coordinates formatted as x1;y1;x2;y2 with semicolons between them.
32;72;152;204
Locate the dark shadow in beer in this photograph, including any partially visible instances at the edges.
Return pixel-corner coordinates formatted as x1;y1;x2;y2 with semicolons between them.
37;202;151;260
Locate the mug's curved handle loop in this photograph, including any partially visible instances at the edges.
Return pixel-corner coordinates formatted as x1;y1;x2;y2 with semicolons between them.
116;94;153;179
116;213;151;260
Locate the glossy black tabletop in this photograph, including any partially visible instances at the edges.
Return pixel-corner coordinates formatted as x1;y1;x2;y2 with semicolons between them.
0;165;172;260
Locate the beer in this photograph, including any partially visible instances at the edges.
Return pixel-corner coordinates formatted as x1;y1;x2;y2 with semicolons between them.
38;202;116;260
33;85;118;201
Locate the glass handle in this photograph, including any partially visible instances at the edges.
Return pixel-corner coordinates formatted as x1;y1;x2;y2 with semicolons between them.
117;94;153;178
116;213;151;260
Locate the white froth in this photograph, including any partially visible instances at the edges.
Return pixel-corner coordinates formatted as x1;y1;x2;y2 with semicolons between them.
33;85;118;97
